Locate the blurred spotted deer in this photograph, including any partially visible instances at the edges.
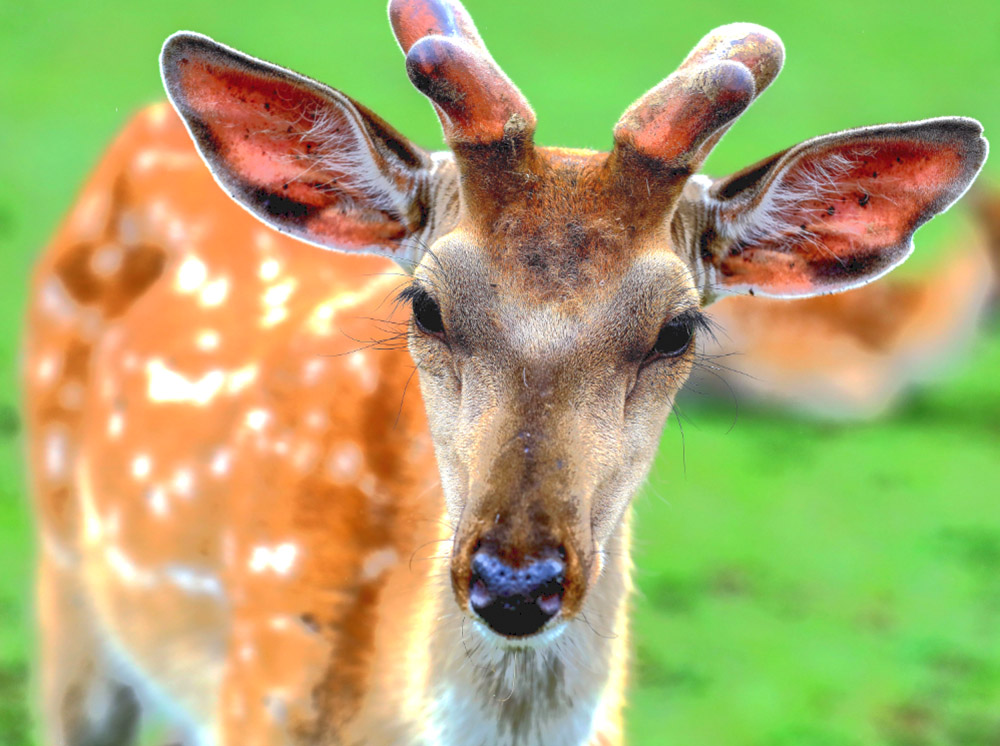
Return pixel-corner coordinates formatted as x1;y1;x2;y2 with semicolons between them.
24;0;989;744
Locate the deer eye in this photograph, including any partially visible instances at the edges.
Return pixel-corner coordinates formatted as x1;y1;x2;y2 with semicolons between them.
401;284;445;337
644;310;706;364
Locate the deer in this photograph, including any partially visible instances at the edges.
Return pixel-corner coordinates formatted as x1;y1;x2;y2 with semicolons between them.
691;216;998;417
23;0;988;744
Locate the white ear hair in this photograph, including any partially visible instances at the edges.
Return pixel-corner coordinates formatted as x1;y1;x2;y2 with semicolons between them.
713;149;869;260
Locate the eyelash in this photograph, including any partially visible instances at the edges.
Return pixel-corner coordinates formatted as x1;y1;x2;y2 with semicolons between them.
642;309;711;365
399;284;446;338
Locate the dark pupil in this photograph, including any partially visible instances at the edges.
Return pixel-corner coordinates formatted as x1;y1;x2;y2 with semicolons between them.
653;319;692;357
413;292;444;334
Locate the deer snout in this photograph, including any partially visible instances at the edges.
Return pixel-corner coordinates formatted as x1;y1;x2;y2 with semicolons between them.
469;547;565;637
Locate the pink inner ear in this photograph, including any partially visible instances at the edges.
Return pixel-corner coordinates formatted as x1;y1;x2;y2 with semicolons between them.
717;137;968;296
169;47;414;251
177;58;352;202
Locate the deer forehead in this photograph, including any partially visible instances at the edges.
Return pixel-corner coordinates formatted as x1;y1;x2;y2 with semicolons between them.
435;147;693;290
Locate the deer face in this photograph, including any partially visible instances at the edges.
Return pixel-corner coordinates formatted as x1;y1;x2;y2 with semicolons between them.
162;0;986;643
406;148;710;637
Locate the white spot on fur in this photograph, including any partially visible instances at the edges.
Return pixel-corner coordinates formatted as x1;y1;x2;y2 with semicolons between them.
259;259;280;281
39;277;79;323
91;245;123;277
164;565;223;596
254;230;276;252
261;279;296;327
148;486;168;516
172;468;194;498
263;691;289;726
147;359;225;405
226;365;258;394
303;359;326;385
348;351;379;394
246;409;270;431
264;279;296;307
211;449;231;476
200;277;229;307
147;101;170;128
306;278;394;336
108;412;124;438
117;211;141;246
132;454;152;480
176;257;207;293
262;307;289;327
327;441;362;484
135;149;160;172
105;543;222;596
361;547;398;582
305;409;327;430
78;460;102;544
105;546;156;588
167;217;189;244
135;146;201;173
36;354;58;383
197;330;220;351
249;543;298;575
44;427;68;480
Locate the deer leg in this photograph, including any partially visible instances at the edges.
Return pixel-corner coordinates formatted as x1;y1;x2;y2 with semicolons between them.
38;552;142;746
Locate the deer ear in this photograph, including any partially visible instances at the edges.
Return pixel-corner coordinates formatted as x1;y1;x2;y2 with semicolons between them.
161;32;437;268
694;118;988;299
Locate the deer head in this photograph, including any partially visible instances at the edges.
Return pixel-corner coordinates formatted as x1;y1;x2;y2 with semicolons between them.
160;0;986;643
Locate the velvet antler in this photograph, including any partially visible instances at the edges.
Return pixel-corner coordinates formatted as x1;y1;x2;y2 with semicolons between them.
389;0;536;149
612;23;784;189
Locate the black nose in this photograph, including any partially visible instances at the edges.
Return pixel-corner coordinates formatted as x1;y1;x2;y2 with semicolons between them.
468;548;565;637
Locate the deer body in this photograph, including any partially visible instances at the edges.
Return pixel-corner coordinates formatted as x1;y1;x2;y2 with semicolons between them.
25;2;987;745
28;102;631;746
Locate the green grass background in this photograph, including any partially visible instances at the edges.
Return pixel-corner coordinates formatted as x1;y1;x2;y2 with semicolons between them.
2;0;999;744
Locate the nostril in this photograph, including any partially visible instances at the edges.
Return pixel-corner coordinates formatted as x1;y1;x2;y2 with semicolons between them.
469;578;492;610
537;592;562;617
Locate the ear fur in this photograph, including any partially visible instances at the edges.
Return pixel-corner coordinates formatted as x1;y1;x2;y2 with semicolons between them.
690;117;988;299
160;32;441;268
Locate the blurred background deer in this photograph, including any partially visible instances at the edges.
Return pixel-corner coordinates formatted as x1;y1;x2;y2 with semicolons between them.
4;1;999;745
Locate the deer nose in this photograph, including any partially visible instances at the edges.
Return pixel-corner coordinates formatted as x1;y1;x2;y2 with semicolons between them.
468;548;565;637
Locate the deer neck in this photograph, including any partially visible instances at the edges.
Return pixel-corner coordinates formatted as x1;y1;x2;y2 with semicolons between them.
407;511;632;746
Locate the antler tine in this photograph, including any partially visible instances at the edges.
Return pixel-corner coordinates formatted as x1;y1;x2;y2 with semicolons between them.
613;23;784;181
685;24;785;159
388;0;536;148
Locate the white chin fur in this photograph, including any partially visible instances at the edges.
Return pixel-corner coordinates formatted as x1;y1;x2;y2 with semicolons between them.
471;617;568;650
